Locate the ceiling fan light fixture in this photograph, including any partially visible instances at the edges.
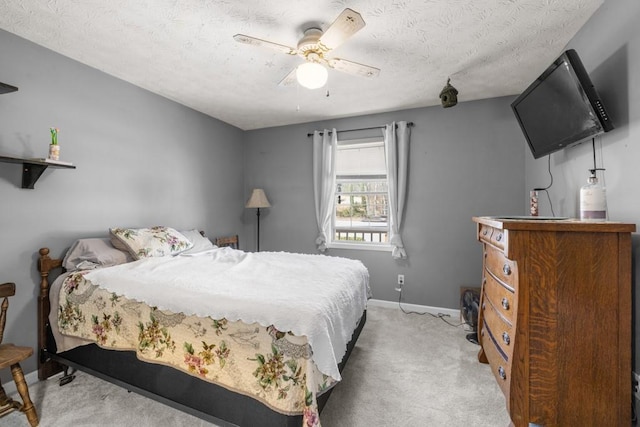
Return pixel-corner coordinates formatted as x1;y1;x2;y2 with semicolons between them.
296;62;328;89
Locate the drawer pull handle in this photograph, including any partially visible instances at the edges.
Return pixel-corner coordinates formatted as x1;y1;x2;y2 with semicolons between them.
502;332;510;345
501;298;510;310
482;303;486;311
495;233;502;242
502;264;511;275
482;228;489;236
498;366;507;380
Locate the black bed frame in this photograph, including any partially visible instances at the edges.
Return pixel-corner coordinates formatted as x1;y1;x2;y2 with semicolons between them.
37;247;366;427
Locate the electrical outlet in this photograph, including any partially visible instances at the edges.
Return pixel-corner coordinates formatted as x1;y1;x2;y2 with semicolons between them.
395;275;404;292
634;372;640;400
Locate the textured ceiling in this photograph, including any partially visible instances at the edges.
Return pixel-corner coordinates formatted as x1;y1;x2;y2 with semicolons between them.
0;0;603;130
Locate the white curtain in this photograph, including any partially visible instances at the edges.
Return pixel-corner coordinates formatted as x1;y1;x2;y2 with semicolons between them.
312;129;337;251
384;121;411;259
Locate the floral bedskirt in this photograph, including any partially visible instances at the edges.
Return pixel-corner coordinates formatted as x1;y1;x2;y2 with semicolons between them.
57;271;336;426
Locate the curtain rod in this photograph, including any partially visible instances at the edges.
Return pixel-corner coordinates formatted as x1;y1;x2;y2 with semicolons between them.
306;122;414;137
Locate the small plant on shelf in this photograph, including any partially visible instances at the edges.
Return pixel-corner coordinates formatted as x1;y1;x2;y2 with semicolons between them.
50;127;59;145
48;127;60;160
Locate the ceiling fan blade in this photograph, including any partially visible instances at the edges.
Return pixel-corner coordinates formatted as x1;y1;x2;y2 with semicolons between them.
278;68;298;87
327;58;380;78
233;34;297;56
318;8;366;51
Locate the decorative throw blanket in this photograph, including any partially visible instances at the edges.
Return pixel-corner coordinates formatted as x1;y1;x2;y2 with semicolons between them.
84;248;370;381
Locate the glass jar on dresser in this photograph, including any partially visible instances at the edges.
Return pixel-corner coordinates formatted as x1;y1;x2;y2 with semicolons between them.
473;216;635;427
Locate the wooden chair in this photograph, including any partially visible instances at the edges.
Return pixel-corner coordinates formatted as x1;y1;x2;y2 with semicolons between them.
0;282;38;426
215;235;239;249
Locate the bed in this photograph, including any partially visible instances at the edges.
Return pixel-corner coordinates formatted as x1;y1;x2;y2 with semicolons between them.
36;227;369;427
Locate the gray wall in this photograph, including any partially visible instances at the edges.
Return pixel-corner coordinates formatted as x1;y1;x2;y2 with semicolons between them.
244;97;526;308
0;29;245;376
523;1;640;368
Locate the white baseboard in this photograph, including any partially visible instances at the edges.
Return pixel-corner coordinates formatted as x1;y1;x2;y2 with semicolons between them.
368;298;460;318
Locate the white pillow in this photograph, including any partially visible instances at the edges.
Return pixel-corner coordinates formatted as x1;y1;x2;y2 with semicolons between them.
179;229;216;255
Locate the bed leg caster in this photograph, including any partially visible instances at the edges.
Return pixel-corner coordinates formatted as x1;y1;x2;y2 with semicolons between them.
59;366;76;386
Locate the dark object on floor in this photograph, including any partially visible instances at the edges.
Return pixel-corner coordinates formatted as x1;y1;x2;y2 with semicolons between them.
466;332;479;345
460;287;480;345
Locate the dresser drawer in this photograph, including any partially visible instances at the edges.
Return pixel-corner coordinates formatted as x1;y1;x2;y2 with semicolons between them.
478;224;494;244
478;224;506;250
481;290;514;360
483;273;515;324
485;245;517;290
489;228;506;250
480;320;510;399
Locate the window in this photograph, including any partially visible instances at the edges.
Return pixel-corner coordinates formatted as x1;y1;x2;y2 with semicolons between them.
330;137;390;249
313;122;410;257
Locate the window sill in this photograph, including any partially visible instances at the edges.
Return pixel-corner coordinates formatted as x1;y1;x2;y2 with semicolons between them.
326;242;393;252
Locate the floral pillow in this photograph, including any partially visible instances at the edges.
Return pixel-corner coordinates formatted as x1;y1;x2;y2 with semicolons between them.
109;226;193;259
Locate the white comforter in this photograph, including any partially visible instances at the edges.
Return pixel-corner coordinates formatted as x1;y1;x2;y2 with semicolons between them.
84;247;370;381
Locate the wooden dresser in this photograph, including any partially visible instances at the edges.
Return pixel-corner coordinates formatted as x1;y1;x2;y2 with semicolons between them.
472;216;635;427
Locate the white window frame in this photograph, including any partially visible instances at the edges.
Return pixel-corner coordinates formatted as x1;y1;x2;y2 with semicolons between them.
326;137;392;252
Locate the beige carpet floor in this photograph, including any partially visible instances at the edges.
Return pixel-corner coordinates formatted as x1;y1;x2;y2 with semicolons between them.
5;304;510;426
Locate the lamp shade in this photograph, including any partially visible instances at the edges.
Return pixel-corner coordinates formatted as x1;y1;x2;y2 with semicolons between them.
296;62;328;89
245;188;271;209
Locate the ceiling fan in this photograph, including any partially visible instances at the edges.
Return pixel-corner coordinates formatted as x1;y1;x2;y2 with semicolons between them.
233;8;380;89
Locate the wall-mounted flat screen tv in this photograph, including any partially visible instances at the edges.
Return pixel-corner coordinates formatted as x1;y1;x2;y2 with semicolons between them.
511;49;613;159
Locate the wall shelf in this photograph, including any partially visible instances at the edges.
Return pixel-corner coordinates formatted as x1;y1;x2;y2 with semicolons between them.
0;82;18;94
0;155;76;189
0;84;72;188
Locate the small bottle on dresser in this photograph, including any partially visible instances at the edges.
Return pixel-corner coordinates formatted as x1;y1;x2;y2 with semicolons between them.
530;190;539;217
580;170;607;220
